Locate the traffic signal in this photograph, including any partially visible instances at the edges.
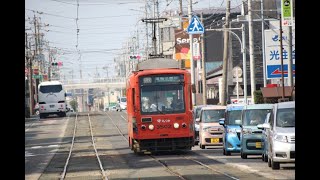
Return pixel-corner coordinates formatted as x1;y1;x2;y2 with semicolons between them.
129;55;141;60
51;62;63;66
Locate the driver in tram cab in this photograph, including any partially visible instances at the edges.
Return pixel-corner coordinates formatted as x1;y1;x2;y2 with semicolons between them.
171;95;183;110
150;96;166;111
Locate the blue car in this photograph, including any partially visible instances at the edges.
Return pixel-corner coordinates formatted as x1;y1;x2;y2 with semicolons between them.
219;104;244;155
240;104;273;159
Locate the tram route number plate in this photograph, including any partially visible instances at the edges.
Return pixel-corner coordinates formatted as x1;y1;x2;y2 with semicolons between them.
211;138;219;143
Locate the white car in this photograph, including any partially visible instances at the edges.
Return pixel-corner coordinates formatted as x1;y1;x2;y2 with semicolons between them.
259;101;295;170
116;97;127;111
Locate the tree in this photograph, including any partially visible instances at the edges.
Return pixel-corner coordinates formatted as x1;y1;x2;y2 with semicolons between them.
69;99;78;112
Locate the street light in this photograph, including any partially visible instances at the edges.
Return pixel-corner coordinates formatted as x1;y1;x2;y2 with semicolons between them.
206;27;247;103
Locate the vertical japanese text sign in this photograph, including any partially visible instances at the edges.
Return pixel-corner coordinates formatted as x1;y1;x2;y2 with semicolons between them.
281;0;294;26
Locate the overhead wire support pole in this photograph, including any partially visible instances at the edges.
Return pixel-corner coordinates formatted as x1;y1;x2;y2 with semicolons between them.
279;14;285;100
179;0;183;29
188;0;196;106
240;0;247;104
261;0;267;87
221;0;231;106
248;0;256;104
201;13;207;105
145;0;149;61
287;26;293;87
141;18;167;57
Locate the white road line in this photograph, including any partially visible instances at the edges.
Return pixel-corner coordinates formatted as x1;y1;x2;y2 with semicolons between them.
31;146;42;149
48;144;59;148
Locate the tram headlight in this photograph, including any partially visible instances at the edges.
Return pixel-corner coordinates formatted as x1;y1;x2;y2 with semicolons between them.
174;123;179;129
149;124;154;130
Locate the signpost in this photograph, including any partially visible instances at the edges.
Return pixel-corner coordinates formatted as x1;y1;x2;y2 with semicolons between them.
281;0;294;26
265;29;295;79
192;42;200;60
186;14;205;106
186;15;204;35
232;66;243;101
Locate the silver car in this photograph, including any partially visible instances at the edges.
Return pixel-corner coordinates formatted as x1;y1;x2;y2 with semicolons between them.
260;101;295;170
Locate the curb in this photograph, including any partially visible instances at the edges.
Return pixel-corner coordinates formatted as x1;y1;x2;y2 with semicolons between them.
25;116;39;122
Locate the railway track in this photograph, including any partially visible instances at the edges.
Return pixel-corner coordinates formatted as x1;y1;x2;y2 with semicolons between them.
105;112;238;180
60;113;108;180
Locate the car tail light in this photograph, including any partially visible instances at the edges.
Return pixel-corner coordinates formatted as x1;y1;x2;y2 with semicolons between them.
141;125;146;130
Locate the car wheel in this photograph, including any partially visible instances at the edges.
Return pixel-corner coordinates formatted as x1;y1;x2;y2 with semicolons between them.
271;159;280;170
40;113;45;119
200;144;205;149
268;157;271;167
226;151;231;156
263;154;268;162
240;151;247;159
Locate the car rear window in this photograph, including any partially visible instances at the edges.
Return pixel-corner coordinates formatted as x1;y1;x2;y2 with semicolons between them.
39;85;62;93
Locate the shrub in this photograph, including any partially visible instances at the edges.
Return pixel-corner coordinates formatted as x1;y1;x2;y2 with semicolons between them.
70;100;78;112
253;90;264;104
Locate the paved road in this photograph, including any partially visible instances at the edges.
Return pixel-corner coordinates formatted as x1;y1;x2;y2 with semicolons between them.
25;111;295;179
25;113;71;180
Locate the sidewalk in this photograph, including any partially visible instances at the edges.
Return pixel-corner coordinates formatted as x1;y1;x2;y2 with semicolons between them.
25;115;39;122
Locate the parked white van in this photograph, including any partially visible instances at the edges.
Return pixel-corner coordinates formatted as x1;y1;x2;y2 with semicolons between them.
258;101;295;170
38;81;67;118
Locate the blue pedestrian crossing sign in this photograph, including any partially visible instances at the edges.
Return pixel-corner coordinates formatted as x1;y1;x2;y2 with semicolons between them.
187;15;204;34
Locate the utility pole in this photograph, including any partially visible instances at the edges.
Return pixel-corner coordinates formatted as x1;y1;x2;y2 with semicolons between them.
287;25;293;87
145;0;149;61
26;33;34;116
261;0;267;87
37;19;43;75
156;0;162;55
48;49;51;81
34;15;38;56
29;51;35;115
33;15;39;104
248;0;256;103
221;0;230;106
179;0;183;29
153;0;157;55
241;1;247;104
279;14;285;99
201;13;207;105
188;0;196;106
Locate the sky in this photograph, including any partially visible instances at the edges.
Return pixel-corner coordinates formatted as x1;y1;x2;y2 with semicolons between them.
25;0;243;80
